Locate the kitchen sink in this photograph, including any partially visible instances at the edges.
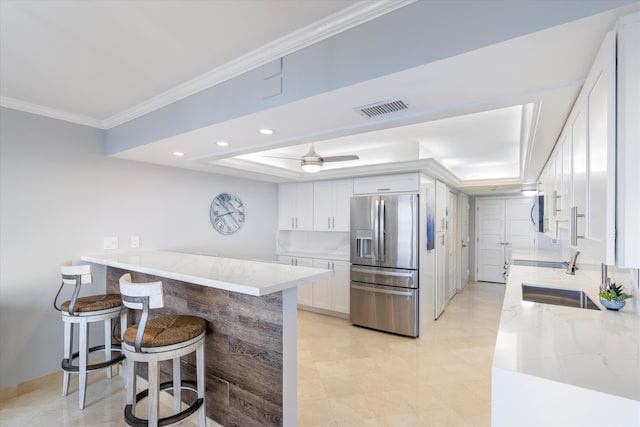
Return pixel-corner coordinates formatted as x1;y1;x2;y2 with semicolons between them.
512;259;567;269
521;284;600;310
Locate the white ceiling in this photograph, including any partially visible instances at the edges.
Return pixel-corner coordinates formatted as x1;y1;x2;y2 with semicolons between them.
2;1;638;195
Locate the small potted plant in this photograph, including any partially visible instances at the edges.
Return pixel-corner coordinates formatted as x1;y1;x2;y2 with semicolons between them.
599;280;633;310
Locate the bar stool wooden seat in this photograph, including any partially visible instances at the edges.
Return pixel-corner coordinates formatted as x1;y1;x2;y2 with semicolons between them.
54;262;125;409
119;273;206;427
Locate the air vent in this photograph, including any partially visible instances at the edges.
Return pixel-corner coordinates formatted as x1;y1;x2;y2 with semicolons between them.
354;98;409;118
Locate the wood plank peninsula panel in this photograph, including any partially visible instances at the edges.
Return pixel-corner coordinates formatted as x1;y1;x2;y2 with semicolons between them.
107;267;284;426
83;250;329;426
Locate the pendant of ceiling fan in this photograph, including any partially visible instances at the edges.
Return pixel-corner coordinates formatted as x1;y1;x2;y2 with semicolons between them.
264;144;359;173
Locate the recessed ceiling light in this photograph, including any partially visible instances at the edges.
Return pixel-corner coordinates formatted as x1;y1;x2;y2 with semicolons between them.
259;128;274;135
173;151;185;157
520;189;537;197
216;141;229;147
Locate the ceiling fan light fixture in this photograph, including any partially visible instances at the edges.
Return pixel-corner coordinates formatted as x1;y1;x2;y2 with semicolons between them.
301;161;322;173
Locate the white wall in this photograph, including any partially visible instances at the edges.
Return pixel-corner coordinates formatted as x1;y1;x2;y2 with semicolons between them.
0;108;278;389
419;173;436;333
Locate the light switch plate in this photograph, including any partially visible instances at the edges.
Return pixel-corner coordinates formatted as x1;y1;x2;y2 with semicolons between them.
103;237;118;250
130;236;140;249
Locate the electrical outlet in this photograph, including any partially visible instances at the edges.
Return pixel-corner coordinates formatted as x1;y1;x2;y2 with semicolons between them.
103;237;118;250
130;236;140;249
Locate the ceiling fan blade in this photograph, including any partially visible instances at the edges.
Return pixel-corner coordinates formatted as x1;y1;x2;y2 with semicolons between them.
322;155;360;162
263;155;302;160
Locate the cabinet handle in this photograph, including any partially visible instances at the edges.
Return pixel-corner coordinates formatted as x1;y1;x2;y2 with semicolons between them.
553;191;561;215
441;234;445;245
570;206;585;246
331;216;335;229
441;218;445;229
295;217;298;228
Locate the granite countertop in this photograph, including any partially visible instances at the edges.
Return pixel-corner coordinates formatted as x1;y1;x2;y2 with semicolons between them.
493;259;640;402
81;250;331;297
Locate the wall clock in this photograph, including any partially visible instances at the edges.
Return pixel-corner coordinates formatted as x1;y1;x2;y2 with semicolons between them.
210;193;245;235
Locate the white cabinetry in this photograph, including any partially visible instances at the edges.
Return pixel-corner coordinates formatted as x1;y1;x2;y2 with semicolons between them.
569;32;616;265
277;255;313;305
616;14;640;267
311;259;350;314
353;173;419;195
279;255;350;316
539;17;639;268
313;179;353;232
543;142;567;238
278;183;314;230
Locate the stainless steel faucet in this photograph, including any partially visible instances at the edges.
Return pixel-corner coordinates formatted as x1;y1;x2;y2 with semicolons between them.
565;250;581;275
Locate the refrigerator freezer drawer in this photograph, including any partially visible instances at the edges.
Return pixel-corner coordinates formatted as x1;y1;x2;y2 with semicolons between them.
351;266;418;288
350;283;418;337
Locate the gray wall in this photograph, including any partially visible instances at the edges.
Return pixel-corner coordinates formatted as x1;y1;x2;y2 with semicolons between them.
0;107;278;389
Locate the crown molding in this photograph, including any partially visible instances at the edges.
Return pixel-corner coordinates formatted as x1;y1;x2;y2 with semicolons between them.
0;96;107;129
103;0;416;129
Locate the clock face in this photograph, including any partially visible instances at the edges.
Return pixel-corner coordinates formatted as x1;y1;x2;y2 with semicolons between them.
210;193;245;235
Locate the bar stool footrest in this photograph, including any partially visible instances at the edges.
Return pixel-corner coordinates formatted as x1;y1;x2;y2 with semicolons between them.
61;344;125;373
124;380;204;427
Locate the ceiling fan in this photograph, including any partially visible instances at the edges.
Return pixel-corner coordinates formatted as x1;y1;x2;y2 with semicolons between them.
266;144;359;173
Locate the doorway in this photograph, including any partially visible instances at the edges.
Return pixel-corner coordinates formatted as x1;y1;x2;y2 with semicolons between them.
476;198;536;283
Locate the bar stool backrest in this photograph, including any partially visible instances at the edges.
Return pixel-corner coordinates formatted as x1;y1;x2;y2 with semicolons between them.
119;273;164;310
61;263;93;285
56;262;93;315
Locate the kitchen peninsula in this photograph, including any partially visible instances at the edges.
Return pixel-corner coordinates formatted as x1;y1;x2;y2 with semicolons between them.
492;254;640;426
81;250;330;427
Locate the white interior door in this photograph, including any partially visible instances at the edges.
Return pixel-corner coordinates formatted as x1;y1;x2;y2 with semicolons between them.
505;199;536;261
477;199;506;283
477;198;536;284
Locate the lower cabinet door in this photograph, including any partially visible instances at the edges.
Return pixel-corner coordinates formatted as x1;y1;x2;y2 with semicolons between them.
312;259;332;310
331;261;350;314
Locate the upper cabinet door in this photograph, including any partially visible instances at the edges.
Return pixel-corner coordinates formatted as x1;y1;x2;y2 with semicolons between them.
278;182;314;230
616;15;640;268
331;179;353;232
570;32;616;264
312;179;353;232
313;181;333;231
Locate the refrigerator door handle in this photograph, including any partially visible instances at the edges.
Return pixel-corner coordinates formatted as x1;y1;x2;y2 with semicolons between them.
352;284;414;297
373;198;380;264
351;268;414;278
380;199;386;263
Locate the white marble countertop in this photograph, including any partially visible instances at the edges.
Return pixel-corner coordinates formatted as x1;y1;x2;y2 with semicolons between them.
81;250;331;297
493;260;640;402
277;251;350;262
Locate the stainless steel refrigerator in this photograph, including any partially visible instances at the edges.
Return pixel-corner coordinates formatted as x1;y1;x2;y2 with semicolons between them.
350;194;419;337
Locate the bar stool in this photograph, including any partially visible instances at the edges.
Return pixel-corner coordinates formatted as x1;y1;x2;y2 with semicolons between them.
119;273;206;427
53;262;125;409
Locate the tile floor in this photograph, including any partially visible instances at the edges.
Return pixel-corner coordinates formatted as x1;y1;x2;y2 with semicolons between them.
0;281;504;427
